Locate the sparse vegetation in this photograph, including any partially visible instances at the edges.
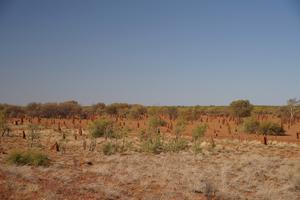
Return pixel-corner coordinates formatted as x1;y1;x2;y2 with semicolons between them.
0;100;299;199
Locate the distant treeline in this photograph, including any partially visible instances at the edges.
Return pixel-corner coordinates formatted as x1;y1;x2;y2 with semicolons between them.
0;101;297;120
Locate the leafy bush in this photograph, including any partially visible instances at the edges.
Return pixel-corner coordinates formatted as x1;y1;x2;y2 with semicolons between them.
242;118;260;134
192;124;208;141
259;121;285;136
89;119;114;138
7;150;50;166
242;119;285;136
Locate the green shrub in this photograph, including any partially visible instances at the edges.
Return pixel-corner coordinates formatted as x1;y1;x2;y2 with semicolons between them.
141;134;164;154
259;121;285;136
242;119;285;136
242;118;260;134
165;138;188;153
7;150;50;166
192;124;208;141
89;119;114;138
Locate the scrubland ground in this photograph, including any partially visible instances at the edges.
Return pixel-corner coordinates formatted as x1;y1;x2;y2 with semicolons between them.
0;124;300;200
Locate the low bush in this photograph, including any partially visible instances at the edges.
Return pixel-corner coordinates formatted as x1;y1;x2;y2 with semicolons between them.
242;119;285;136
259;121;285;136
7;150;50;166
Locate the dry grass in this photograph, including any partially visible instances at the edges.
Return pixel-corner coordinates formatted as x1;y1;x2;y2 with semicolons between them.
0;126;299;200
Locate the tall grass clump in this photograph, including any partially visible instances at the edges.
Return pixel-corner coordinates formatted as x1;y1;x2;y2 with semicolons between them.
7;150;50;166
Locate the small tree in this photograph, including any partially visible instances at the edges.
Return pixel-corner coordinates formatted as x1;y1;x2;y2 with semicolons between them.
287;98;300;126
229;100;253;123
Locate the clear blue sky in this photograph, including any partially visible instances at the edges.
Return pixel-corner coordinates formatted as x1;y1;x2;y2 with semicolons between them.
0;0;299;106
